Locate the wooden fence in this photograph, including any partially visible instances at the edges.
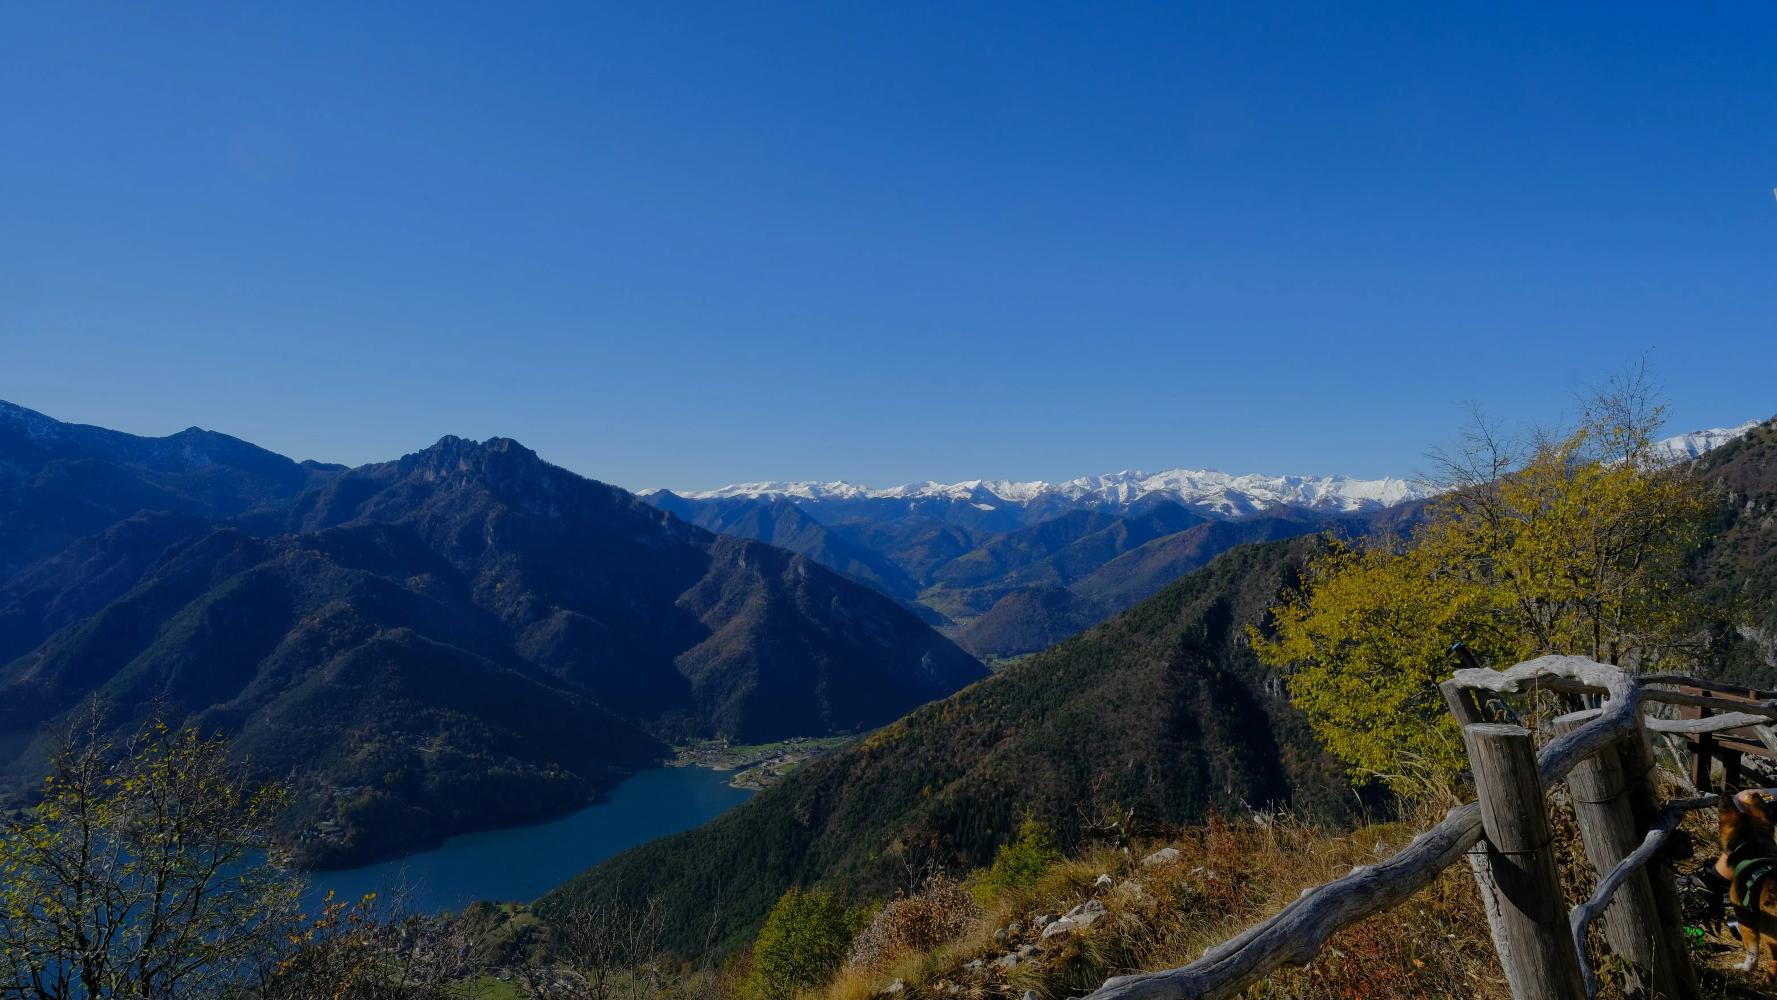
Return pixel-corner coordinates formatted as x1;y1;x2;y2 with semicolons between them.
1080;654;1777;1000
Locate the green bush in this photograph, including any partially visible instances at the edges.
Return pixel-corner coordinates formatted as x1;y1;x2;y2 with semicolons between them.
745;886;856;999
975;816;1062;897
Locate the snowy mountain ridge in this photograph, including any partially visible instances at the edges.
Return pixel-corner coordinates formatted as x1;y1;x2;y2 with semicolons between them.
670;420;1762;518
1650;420;1762;462
674;468;1429;517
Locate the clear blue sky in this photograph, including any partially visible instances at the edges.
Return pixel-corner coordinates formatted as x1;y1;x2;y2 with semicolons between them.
3;3;1773;491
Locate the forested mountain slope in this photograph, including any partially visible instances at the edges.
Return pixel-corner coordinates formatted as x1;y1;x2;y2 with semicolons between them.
0;421;985;866
647;489;1355;658
645;481;1437;661
1693;416;1777;684
641;492;924;603
538;537;1356;957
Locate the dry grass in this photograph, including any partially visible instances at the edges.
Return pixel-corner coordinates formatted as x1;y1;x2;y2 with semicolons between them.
808;792;1777;1000
625;786;1777;1000
849;876;982;972
804;807;1513;1000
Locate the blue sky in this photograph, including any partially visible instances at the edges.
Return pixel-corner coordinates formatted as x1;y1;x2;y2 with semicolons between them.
3;3;1773;491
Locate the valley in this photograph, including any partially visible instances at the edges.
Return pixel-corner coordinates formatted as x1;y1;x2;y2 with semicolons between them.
670;735;852;790
0;401;984;868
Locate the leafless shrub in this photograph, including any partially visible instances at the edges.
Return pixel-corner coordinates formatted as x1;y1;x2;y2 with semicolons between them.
519;895;709;1000
846;876;980;972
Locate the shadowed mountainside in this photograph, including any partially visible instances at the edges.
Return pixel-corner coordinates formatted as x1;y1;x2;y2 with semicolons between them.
538;537;1359;957
1693;416;1777;684
0;399;339;580
0;417;985;866
656;483;1417;661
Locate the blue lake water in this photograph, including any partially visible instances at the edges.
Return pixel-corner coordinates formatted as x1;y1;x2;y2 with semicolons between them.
299;766;752;915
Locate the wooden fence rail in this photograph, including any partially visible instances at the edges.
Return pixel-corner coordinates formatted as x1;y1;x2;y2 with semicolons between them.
1079;655;1777;1000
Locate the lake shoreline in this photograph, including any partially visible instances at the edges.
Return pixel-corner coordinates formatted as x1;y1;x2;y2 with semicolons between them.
668;736;853;790
297;765;754;915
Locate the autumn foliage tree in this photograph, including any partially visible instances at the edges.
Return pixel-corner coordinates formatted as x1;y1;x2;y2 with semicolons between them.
1253;375;1712;790
0;716;297;1000
0;713;470;1000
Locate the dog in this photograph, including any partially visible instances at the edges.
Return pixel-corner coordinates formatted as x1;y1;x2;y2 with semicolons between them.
1716;789;1777;979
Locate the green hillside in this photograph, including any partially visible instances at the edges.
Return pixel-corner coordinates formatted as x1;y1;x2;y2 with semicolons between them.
537;536;1358;958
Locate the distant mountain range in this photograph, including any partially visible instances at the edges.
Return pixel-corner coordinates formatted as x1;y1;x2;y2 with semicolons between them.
660;467;1426;521
662;418;1759;520
644;421;1760;659
0;401;983;866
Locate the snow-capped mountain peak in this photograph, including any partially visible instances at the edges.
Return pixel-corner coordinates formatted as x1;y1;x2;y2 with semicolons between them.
1650;421;1761;462
674;467;1432;517
670;419;1763;520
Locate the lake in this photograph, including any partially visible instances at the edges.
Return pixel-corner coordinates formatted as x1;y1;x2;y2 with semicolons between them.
299;766;752;915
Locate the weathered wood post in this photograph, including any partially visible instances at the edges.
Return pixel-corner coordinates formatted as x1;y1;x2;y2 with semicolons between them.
1552;711;1669;999
1442;679;1517;967
1463;723;1587;1000
1690;689;1716;791
1618;717;1703;1000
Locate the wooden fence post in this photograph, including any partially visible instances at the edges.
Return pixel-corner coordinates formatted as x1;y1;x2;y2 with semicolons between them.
1618;718;1703;1000
1442;680;1518;970
1463;723;1587;1000
1691;689;1716;791
1553;711;1669;999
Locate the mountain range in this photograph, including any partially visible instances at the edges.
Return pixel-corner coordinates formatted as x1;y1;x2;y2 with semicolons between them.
657;467;1427;522
541;415;1777;961
644;422;1758;660
0;398;1762;873
0;401;983;865
660;420;1758;521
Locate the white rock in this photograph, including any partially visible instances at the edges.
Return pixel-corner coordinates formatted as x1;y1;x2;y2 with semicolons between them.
1141;847;1181;867
1112;879;1150;903
1040;899;1107;939
1093;873;1114;891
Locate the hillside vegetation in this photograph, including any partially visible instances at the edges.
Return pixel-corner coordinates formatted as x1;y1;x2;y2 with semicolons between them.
0;407;985;867
538;538;1359;957
1692;418;1777;683
652;483;1421;662
540;401;1777;987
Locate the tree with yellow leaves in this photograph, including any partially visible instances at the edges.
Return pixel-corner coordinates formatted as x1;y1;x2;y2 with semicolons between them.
1253;372;1712;790
0;713;472;1000
0;714;296;1000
